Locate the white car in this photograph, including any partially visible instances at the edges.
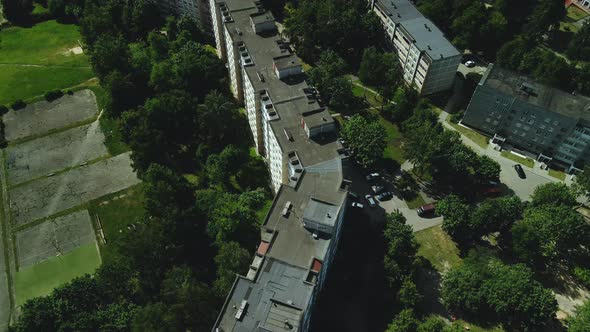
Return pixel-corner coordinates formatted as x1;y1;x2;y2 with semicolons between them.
366;173;380;181
464;60;476;68
365;194;376;208
351;202;364;209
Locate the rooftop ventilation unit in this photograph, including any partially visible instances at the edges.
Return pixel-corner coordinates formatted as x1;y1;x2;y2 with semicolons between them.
257;72;265;82
265;104;273;109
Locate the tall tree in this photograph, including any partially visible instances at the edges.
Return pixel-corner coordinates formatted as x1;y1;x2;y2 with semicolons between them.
0;0;33;23
568;300;590;332
340;114;387;168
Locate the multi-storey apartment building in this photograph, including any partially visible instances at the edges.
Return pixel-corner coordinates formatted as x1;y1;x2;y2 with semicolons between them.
210;1;351;331
463;64;590;172
368;0;461;95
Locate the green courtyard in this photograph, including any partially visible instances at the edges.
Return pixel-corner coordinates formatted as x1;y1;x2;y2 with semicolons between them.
0;20;94;105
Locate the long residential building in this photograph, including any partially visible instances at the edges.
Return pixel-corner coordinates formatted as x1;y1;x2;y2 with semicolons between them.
463;64;590;173
209;1;351;331
368;0;461;95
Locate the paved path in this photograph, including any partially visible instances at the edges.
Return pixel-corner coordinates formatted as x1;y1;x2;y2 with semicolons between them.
0;152;13;331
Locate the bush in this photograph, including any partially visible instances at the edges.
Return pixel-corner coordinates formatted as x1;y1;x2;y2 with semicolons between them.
65;90;74;95
450;111;464;124
0;105;8;115
44;90;64;102
574;267;590;288
11;100;26;110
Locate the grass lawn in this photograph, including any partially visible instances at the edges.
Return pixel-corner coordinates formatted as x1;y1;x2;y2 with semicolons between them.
415;225;462;273
89;185;145;244
256;199;274;224
370;109;406;165
568;5;589;21
500;151;534;168
447;119;489;148
548;168;567;181
14;243;101;305
406;194;426;209
0;20;94;105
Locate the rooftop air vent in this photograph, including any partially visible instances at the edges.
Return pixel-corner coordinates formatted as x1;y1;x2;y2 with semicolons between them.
257;72;265;82
262;96;270;101
290;176;298;181
265;104;273;109
269;111;277;117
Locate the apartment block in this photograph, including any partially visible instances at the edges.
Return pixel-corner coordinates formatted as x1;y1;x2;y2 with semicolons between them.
463;64;590;172
570;0;590;14
369;0;461;95
210;1;351;331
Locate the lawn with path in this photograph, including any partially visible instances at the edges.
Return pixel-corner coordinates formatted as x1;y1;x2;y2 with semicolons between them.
0;20;94;105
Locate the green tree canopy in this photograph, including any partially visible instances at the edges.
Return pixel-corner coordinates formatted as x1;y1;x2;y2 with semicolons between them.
569;300;590;332
340;114;387;168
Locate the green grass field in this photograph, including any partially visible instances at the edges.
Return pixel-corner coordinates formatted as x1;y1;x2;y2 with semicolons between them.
89;185;145;243
447;119;489;148
0;20;94;105
548;168;567;181
415;225;462;273
14;243;101;305
500;151;534;168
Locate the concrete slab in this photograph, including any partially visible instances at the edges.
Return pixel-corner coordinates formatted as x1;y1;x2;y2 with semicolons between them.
9;152;140;226
6;122;108;186
3;90;98;141
16;210;95;268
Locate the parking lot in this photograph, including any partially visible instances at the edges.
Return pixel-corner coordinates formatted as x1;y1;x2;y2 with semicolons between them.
343;161;443;232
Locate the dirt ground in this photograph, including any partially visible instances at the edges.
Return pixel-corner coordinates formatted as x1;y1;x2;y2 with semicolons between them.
9;152;140;226
3;89;98;141
6;122;108;186
15;210;95;268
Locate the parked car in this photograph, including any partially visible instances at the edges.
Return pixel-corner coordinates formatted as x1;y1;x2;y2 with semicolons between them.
366;173;380;181
352;202;364;209
371;185;385;194
464;60;476;67
481;186;502;196
417;203;436;216
365;194;377;208
514;164;526;179
376;191;393;201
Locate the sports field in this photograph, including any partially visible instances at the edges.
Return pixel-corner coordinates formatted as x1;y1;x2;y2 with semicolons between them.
0;20;94;105
14;243;101;305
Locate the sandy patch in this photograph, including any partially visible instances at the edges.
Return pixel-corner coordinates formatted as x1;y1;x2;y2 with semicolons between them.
62;46;84;56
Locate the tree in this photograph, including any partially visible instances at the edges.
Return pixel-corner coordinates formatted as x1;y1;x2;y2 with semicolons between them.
207;191;260;247
0;0;33;23
386;309;419;332
385;87;418;123
569;300;590;332
88;33;132;81
524;0;565;39
471;196;523;238
358;47;386;86
213;241;251;295
340;114;386;168
143;164;195;218
383;211;418;288
48;0;66;18
530;182;577;207
567;21;590;62
437;195;472;243
205;145;248;188
398;278;422;309
512;205;589;265
573;165;590;202
473;155;500;183
418;316;446;332
442;250;557;330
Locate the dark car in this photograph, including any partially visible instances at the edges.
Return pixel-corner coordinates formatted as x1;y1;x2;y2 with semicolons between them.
514;164;526;179
377;191;393;201
417;203;436;216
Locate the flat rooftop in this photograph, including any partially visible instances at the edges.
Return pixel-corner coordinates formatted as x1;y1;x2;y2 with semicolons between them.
213;1;349;331
481;64;590;122
374;0;460;59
